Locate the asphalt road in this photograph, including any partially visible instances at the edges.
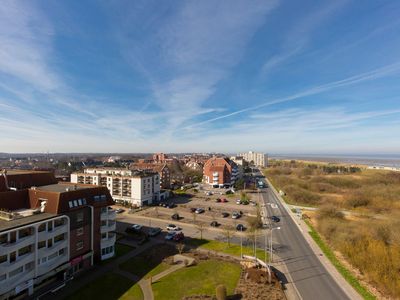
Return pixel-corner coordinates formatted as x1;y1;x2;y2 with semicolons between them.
262;184;350;300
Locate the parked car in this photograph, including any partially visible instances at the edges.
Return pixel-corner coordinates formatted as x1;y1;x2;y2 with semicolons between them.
131;224;143;231
166;224;181;231
115;208;125;214
236;199;242;205
173;232;185;242
195;208;205;214
165;231;177;240
271;216;280;223
236;224;246;231
190;207;197;213
221;212;229;218
221;198;228;203
210;221;219;227
171;213;180;220
232;212;240;219
148;227;162;236
215;198;221;203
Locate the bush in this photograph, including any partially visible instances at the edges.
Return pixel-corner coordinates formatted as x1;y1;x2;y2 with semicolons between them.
317;204;344;220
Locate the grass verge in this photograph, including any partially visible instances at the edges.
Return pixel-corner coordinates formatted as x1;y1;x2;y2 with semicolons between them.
187;238;268;261
66;273;143;300
152;259;241;300
304;219;375;300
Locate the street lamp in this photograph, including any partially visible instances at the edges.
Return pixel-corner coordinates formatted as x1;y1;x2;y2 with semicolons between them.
270;227;281;263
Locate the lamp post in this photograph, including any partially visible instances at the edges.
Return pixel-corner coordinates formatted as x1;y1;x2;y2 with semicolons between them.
270;227;281;263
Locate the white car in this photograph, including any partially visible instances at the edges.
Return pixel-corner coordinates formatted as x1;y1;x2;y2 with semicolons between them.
236;199;242;205
131;224;143;231
232;212;240;219
166;224;181;231
195;208;205;214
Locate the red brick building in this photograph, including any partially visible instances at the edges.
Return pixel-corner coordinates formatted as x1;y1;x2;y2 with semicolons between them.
203;157;240;187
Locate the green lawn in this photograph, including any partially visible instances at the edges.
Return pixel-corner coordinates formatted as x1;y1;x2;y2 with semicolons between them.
99;243;134;265
188;239;268;261
66;273;143;300
120;257;171;279
152;259;241;300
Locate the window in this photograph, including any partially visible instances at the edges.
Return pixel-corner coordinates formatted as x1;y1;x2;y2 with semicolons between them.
9;266;23;278
101;207;107;214
78;199;82;206
101;195;106;201
59;248;65;256
76;241;84;250
41;257;47;264
55;218;64;227
18;245;32;256
48;221;53;232
38;241;46;249
25;262;34;271
0;234;7;244
101;233;107;240
101;220;107;227
0;255;7;264
94;195;100;201
68;201;73;208
54;234;64;243
76;212;84;223
77;227;84;236
48;239;53;248
18;228;31;239
48;252;58;260
0;274;6;281
38;223;46;232
10;252;16;263
73;200;78;207
82;198;87;205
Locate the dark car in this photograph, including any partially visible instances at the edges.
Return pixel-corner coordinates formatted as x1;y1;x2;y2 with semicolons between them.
221;212;229;218
221;198;228;203
148;227;162;236
115;208;125;214
236;224;246;231
210;221;219;227
215;198;221;203
271;216;280;222
171;213;180;220
190;207;197;213
173;232;185;242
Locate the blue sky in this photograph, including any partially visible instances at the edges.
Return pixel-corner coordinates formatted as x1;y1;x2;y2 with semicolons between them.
0;0;400;154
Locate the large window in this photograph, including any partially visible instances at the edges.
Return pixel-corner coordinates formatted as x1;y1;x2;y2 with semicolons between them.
38;241;46;249
0;234;7;244
54;218;65;227
18;245;32;256
0;255;7;264
38;223;46;232
9;266;23;278
54;234;64;243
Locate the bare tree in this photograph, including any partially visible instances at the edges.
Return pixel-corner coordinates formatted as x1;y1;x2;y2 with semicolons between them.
222;225;235;247
176;243;185;254
196;222;206;240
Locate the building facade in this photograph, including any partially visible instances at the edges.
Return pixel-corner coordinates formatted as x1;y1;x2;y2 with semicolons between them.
238;151;268;168
203;157;239;187
131;163;170;189
0;170;115;299
71;168;160;207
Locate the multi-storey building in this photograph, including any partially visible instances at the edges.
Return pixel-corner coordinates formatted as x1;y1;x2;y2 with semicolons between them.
203;157;240;187
131;162;170;189
0;170;115;299
238;151;268;168
71;168;160;207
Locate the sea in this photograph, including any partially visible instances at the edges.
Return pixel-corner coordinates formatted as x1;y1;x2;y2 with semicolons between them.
269;154;400;168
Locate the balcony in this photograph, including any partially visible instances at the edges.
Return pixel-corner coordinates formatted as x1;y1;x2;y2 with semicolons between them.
101;233;116;248
0;269;35;295
0;235;35;254
0;252;34;274
38;223;68;241
101;222;116;233
101;209;116;221
37;254;68;277
37;239;68;259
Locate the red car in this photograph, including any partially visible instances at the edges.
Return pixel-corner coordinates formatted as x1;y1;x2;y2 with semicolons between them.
173;232;185;242
221;198;228;203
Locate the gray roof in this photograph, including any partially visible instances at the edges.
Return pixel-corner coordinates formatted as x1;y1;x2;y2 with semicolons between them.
0;212;56;232
35;183;96;193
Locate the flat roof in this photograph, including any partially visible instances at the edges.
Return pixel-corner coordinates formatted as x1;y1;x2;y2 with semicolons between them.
35;183;97;193
2;170;52;175
0;212;56;232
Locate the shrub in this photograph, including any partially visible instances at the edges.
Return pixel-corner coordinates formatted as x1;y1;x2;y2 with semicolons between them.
317;204;344;220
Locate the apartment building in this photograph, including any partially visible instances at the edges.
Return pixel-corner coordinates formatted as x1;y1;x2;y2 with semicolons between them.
203;157;240;187
0;170;115;299
71;168;160;207
131;162;171;189
238;151;268;168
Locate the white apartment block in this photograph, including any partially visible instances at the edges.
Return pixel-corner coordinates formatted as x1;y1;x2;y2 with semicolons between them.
238;151;268;168
0;213;70;297
71;168;161;207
